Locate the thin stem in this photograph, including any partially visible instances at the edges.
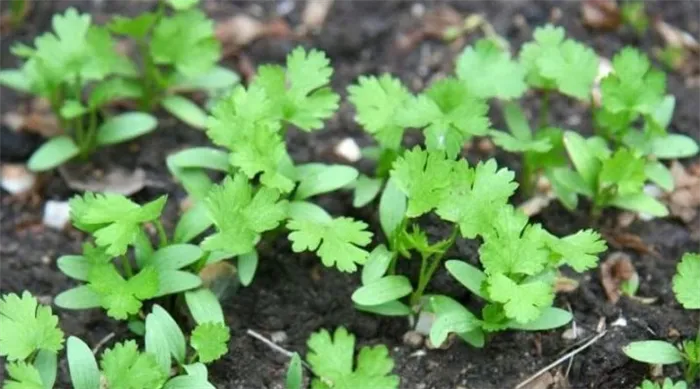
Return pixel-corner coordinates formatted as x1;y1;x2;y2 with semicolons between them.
193;251;210;273
521;154;535;195
154;220;168;248
539;89;550;130
410;227;459;307
121;256;133;278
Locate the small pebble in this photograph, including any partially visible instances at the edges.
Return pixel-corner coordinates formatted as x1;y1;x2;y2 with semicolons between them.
1;164;36;195
411;3;425;18
270;331;288;344
402;330;424;349
43;200;71;230
611;316;627;327
334;138;362;162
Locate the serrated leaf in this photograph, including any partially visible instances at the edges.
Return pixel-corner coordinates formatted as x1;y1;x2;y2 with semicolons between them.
672;253;700;309
191;322;230;363
456;39;526;100
0;291;64;361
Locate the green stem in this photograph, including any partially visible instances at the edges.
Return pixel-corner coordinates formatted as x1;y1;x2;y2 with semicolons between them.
409;227;459;307
154;220;168;248
521;155;535;195
193;251;211;273
121;256;134;278
539;89;550;129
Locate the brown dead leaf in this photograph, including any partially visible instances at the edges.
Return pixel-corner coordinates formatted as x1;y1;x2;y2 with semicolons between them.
298;0;334;35
2;98;61;137
554;274;580;293
665;161;700;223
397;6;463;52
600;252;638;303
519;371;554;389
581;0;621;31
655;18;700;52
602;230;660;257
216;15;291;57
200;261;238;298
58;164;146;195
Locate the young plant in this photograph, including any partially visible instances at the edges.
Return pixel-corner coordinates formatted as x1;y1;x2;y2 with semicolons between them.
350;147;607;343
621;1;649;36
167;46;374;278
549;131;671;217
108;0;237;127
53;192;229;326
0;8;158;171
0;291;64;389
305;327;399;389
637;378;688;389
624;252;700;383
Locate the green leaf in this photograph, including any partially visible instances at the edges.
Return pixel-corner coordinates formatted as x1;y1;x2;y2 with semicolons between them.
166;0;199;10
185;288;225;324
487;274;554;324
202;175;289;255
399;79;490;158
147;305;186;364
347;74;412;149
145;310;172;375
0;291;64;361
353;175;383;208
307;327;399;389
601;47;666;115
88;265;160;319
520;24;565;89
67;337;100;389
163;363;215;389
650;134;699;159
34;350;58;389
4;361;44;389
429;296;480;347
0;69;31;92
623;340;684;364
599;148;646;196
149;244;203;271
162;95;208;129
286;353;303;389
167;147;230;172
544;229;607;272
537;39;598;100
351;275;412;306
550;167;594;197
96;112;158;146
437;159;518;239
294;164;359;200
60;100;87;119
191;322;230;364
174;202;213;243
361;245;394;285
54;286;102;310
108;13;157;39
27;136;79;172
288;216;372;272
645;161;674;191
57;255;90;281
391;147;454;217
490;103;551;153
171;65;239;92
151;9;220;77
101;340;167;389
456;39;526;100
445;260;486;299
508;307;572;330
238;251;258;287
672;253;700;309
611;192;668;217
288;201;332;224
154;270;202;297
254;47;339;131
354;301;412;317
563;131;602;189
379;177;407;241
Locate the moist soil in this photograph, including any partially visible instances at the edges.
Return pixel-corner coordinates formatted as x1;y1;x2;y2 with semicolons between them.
1;1;700;388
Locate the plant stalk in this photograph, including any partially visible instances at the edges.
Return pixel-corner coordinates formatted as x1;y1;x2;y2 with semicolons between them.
539;89;550;130
154;220;168;248
121;256;133;278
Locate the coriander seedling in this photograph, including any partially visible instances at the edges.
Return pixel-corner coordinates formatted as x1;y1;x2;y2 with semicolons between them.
0;8;158;171
637;378;688;389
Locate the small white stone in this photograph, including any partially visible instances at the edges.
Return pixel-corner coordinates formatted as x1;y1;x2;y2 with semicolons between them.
411;3;425;18
334;138;362;162
1;164;36;195
413;311;435;336
43;200;71;230
611;316;627;327
270;331;288;344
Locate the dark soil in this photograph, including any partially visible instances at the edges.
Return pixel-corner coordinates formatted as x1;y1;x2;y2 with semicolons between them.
1;1;699;389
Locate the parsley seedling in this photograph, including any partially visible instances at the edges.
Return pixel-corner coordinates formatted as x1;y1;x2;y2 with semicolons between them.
637;378;688;389
168;46;372;277
0;8;159;171
306;327;399;389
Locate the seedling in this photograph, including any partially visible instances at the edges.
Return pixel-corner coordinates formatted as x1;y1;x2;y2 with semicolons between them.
624;253;700;383
621;1;649;36
53;192;229;324
0;8;159;171
549;131;671;217
350;147;607;345
108;0;238;127
637;378;688;389
306;327;399;389
167;47;373;278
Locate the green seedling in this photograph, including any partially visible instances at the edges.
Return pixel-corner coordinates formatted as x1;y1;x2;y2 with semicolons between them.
0;8;159;171
624;253;700;383
167;46;373;278
53;192;229;322
621;1;649;36
108;0;238;127
637;378;688;389
550;131;672;217
306;327;399;389
350;147;606;345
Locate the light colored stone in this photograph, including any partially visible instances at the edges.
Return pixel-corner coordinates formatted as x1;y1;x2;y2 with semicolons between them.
1;164;36;195
334;137;362;162
43;200;71;230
